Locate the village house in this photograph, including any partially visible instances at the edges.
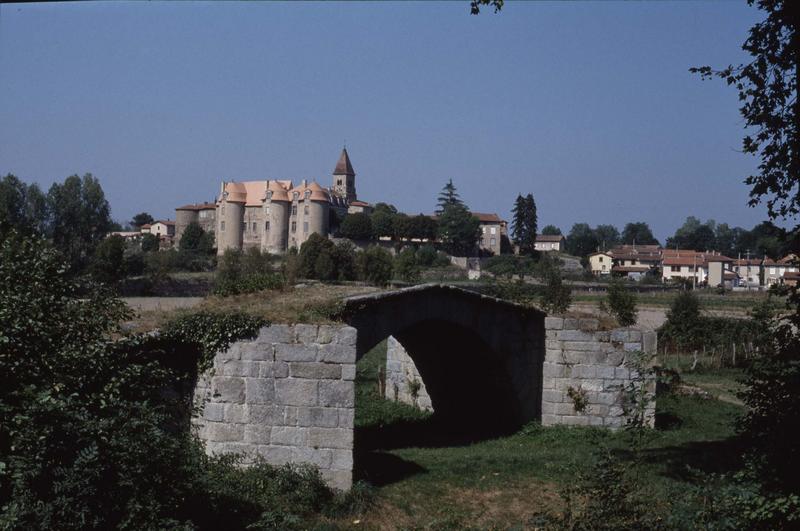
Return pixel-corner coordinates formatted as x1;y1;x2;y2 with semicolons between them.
588;251;614;276
763;255;800;286
732;257;763;287
534;234;565;252
474;213;507;255
140;220;175;239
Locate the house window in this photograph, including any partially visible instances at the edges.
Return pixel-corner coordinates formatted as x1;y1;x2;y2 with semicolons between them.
303;222;309;233
490;227;496;235
664;265;670;273
490;237;496;247
220;221;225;232
292;205;297;216
291;221;296;232
770;267;776;274
599;257;604;263
265;221;270;231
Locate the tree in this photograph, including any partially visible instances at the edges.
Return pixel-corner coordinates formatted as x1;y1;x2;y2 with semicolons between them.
0;174;47;237
141;233;160;253
435;179;463;215
90;234;127;284
539;261;572;314
410;214;438;241
393;213;415;241
331;240;357;281
370;210;395;239
131;212;154;229
437;203;481;256
594;224;620;251
621;222;659;246
511;194;537;255
541;224;562;236
695;1;800;498
565;223;599;258
372;202;398;216
339;213;373;241
298;233;334;278
666;217;718;251
179;222;206;252
605;278;637;327
47;174;112;272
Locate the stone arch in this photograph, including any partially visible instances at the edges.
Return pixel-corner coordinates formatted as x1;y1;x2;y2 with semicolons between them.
341;284;547;426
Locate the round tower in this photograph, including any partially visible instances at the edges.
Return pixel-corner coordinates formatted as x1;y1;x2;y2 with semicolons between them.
174;207;199;245
217;182;245;255
306;182;330;238
263;180;291;253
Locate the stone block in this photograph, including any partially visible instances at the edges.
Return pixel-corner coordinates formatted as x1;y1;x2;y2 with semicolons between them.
223;404;246;423
218;360;261;377
562;415;590;426
596;366;616;379
594;392;618;405
623;342;642;353
246;404;282;425
544;316;564;330
216;343;241;360
290;362;342;379
274;362;289;378
292;447;333;468
240;343;272;361
295;324;319;345
311;407;340;428
543;363;568;378
333;326;357;347
338;408;355;428
317;325;335;344
541;414;558;426
588;416;605;426
271;426;308;446
259;362;275;378
207;442;252;458
321;469;352;492
244;424;271;444
643;330;657;354
257;325;293;344
558;329;596;342
615;367;631;379
578;318;599;331
275;379;318;406
319;380;354;408
318;343;356;364
332;449;353;470
245;378;275;404
255;445;293;465
606;351;625;366
611;329;631;343
201;402;224;422
276;344;317;362
563;350;592;365
556;402;578;415
563;341;606;352
309;427;353;449
211;377;245;404
543;390;563;403
204;422;244;442
341;364;356;381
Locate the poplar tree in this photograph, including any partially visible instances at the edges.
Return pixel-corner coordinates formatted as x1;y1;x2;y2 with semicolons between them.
511;193;538;255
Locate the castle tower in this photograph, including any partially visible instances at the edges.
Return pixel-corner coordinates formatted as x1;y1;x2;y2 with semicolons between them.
331;148;357;203
262;180;292;254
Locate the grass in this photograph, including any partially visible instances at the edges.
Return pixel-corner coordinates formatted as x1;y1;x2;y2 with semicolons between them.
573;289;772;311
330;342;748;530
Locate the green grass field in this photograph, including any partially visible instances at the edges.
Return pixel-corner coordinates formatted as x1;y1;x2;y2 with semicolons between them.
572;289;771;311
332;342;747;529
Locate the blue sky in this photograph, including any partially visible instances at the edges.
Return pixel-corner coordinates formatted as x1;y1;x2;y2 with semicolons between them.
0;1;769;241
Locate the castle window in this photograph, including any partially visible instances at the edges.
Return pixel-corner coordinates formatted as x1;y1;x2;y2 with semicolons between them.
291;221;296;232
304;205;309;215
293;192;299;200
221;206;225;215
220;221;225;232
305;190;311;199
292;205;297;216
303;222;309;233
267;191;273;199
252;222;257;233
265;221;270;231
337;179;342;186
265;206;270;215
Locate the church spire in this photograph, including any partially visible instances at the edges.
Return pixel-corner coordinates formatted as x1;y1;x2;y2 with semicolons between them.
333;147;355;177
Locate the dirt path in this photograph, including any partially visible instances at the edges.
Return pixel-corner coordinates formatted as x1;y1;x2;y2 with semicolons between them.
122;297;204;312
570;303;752;331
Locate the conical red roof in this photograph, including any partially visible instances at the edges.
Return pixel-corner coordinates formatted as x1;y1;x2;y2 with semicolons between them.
333;148;355;176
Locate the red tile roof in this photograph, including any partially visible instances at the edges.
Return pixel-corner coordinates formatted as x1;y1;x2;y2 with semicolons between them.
176;202;216;211
473;212;502;223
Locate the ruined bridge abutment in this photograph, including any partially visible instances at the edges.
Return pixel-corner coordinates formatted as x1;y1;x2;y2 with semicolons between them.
192;285;656;491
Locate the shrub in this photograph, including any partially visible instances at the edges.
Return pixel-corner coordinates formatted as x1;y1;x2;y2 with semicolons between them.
416;244;437;266
331;241;357;281
179;222;215;254
394;247;421;283
606;278;637;326
539;262;572;314
90;234;127;283
140;232;160;253
214;248;281;296
357;245;393;286
298;233;334;278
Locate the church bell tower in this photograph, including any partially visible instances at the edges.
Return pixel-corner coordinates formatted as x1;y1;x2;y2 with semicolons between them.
332;147;357;203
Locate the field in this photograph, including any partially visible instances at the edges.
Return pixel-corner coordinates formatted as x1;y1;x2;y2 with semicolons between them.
332;342;747;529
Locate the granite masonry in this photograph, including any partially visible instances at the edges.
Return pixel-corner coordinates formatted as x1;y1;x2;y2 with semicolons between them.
192;324;357;491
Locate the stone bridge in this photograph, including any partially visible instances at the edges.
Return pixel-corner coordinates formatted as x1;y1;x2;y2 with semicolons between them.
192;284;656;491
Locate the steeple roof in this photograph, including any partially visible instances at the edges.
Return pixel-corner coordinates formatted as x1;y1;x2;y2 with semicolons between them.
333;148;355;176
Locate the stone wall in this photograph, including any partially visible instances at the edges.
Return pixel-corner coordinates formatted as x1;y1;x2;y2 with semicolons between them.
192;324;357;491
542;316;657;428
385;336;433;411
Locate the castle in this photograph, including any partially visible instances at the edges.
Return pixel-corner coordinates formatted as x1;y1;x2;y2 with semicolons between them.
175;149;368;254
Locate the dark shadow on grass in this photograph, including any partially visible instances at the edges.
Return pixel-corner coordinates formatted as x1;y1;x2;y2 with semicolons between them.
354;451;427;487
655;410;683;430
638;435;746;481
